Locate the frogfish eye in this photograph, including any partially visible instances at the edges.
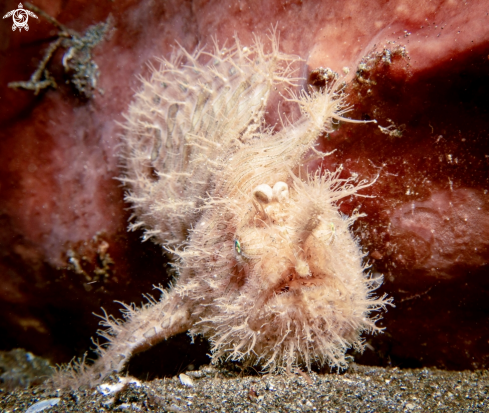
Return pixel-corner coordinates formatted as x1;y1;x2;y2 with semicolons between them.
234;239;242;255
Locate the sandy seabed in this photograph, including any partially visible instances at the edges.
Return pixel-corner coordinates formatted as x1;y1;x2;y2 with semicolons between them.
0;364;487;412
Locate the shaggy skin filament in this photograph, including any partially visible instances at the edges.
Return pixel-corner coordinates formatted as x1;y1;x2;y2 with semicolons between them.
51;32;392;389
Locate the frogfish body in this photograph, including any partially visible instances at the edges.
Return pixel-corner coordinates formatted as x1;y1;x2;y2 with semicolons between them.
56;33;392;389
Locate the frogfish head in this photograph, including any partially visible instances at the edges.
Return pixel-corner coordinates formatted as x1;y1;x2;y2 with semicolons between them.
188;171;389;372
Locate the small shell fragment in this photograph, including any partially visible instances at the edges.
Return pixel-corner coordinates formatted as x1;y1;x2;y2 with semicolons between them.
25;398;61;413
97;377;141;396
179;373;194;387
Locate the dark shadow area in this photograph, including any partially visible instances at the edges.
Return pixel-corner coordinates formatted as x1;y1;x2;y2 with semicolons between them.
126;332;210;380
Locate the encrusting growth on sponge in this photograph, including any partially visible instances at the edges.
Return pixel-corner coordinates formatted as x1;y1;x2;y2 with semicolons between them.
52;32;392;389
